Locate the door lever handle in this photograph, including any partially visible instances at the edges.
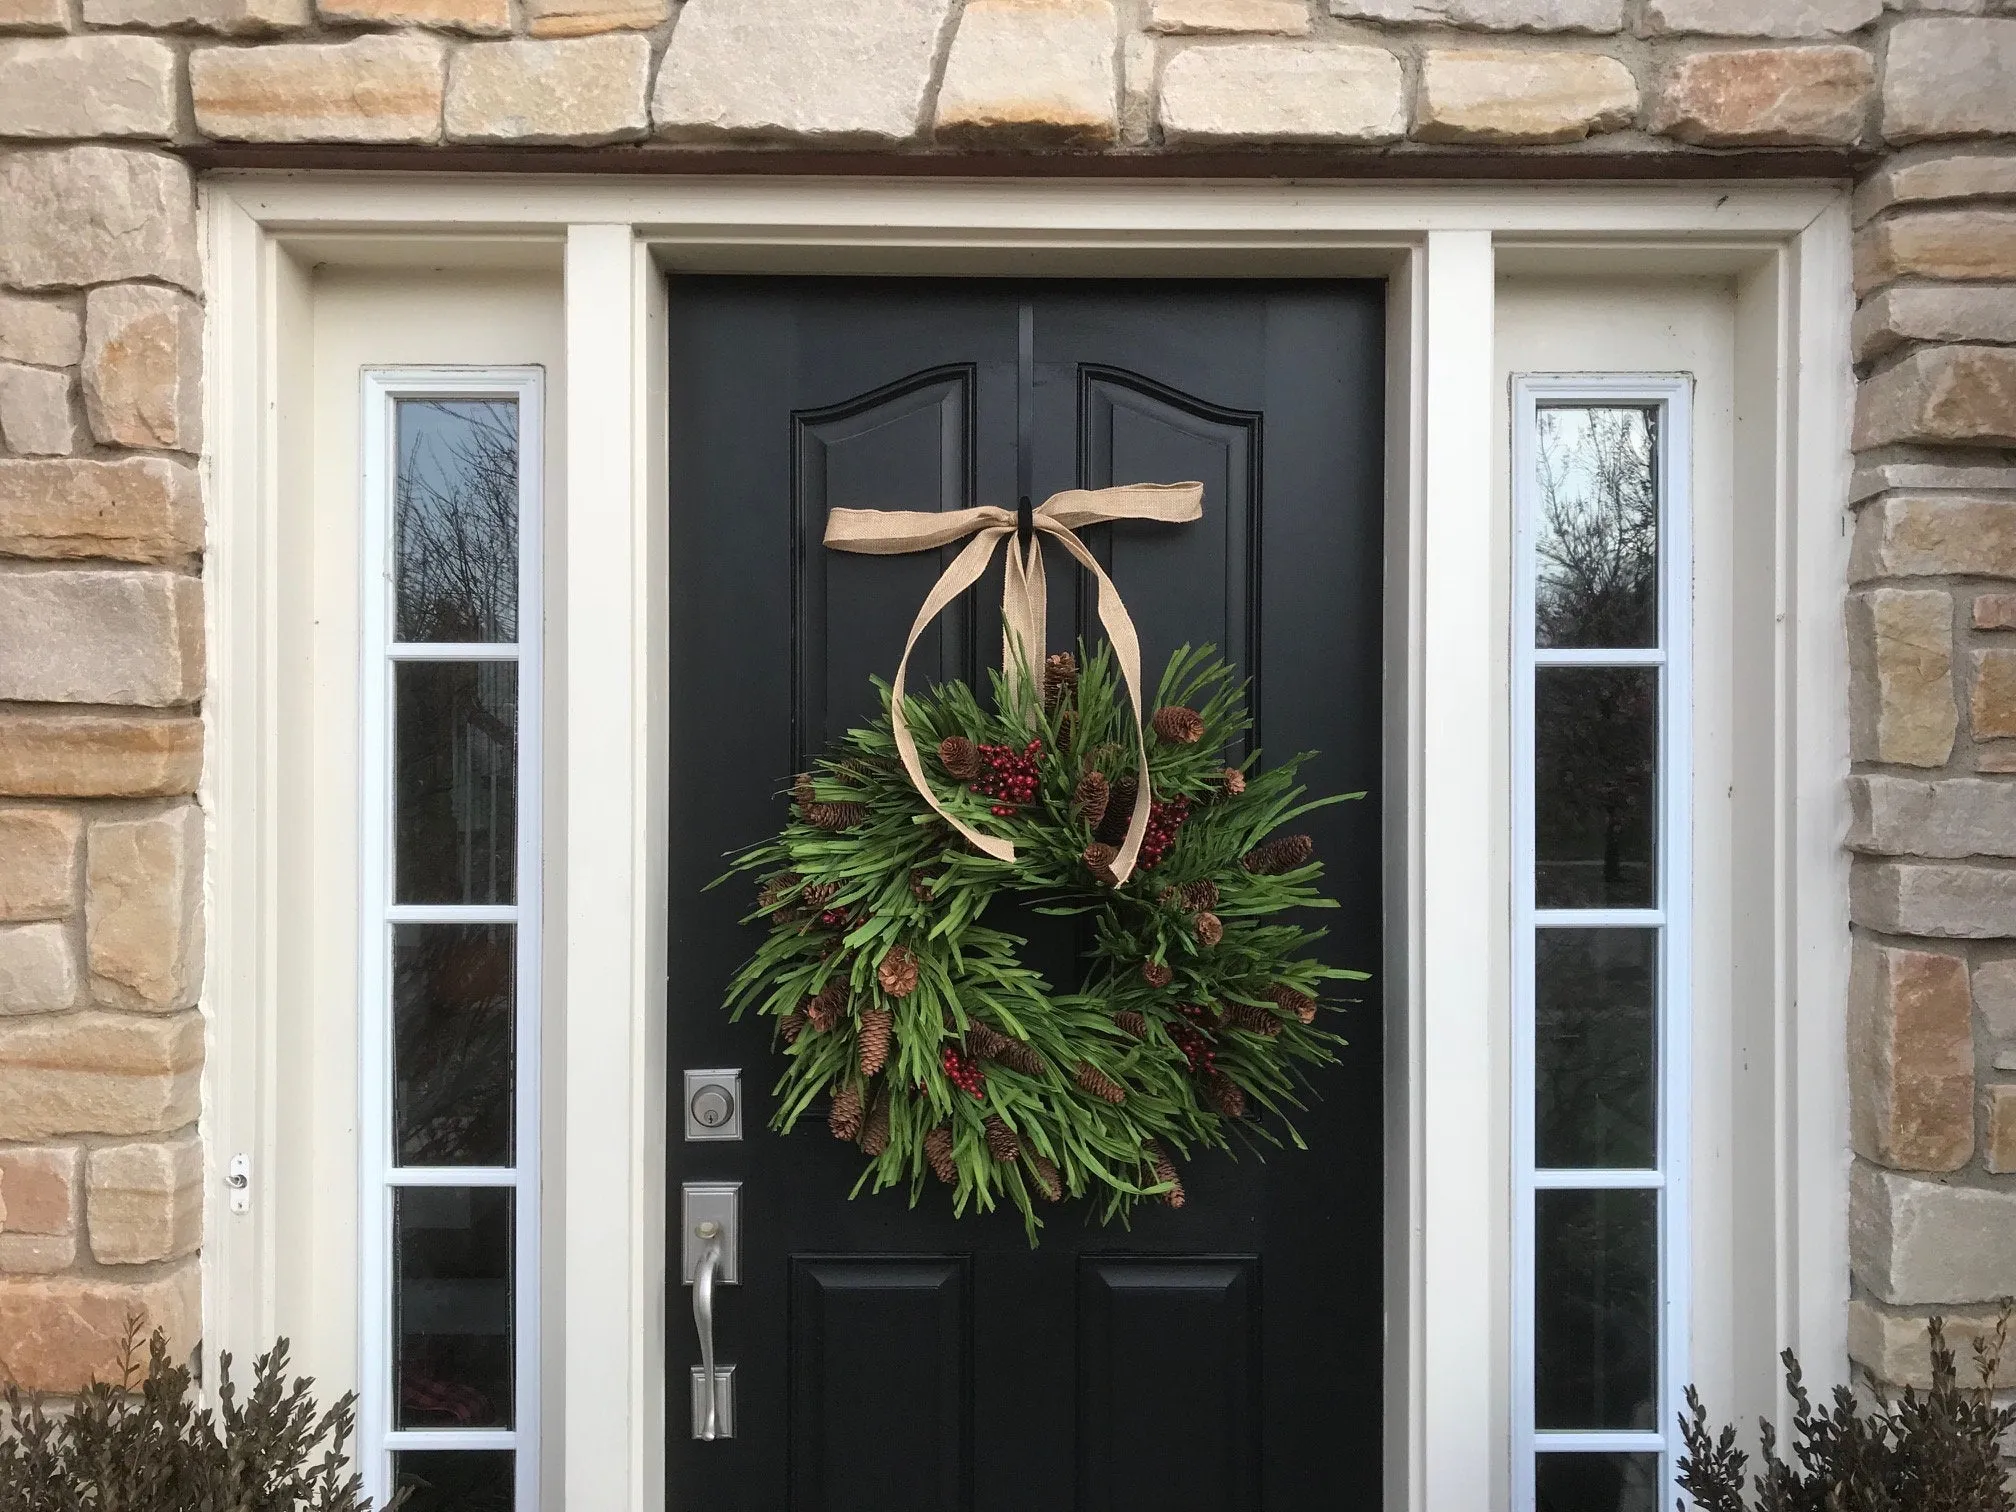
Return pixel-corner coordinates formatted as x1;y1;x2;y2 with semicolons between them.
692;1220;724;1440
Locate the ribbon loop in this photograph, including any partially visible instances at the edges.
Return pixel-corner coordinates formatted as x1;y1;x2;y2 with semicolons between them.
823;481;1204;885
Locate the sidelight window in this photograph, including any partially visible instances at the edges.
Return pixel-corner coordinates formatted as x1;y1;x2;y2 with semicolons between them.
1511;377;1691;1512
358;370;544;1512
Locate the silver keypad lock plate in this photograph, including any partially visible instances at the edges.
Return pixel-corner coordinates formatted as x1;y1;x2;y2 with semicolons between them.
683;1068;743;1141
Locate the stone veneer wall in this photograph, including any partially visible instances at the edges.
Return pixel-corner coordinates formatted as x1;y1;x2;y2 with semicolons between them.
0;0;2011;1402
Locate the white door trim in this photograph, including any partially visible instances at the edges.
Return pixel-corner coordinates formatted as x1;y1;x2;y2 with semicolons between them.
201;175;1853;1512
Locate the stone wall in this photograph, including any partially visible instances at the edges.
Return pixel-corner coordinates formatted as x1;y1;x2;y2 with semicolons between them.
0;0;2011;1397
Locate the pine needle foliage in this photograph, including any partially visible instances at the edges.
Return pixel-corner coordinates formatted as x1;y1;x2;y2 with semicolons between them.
0;1318;400;1511
1678;1306;2016;1512
717;641;1367;1242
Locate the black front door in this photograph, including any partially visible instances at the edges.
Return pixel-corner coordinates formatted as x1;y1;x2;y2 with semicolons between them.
666;279;1385;1512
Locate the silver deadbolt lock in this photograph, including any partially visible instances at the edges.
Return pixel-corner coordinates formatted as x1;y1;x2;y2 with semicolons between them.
683;1068;742;1141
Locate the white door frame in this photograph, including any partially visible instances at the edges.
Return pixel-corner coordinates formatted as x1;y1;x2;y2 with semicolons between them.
202;175;1854;1512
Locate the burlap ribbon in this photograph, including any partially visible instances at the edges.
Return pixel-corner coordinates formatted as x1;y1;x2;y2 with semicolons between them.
823;482;1204;884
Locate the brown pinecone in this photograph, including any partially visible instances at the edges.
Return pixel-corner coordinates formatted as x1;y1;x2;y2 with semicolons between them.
1095;776;1138;845
1029;1155;1064;1202
1043;652;1079;710
923;1126;958;1184
1082;841;1119;885
1140;960;1174;989
1220;766;1247;798
792;772;816;808
1146;1141;1186;1209
877;946;920;999
779;1012;808;1045
1242;833;1314;875
1194;911;1224;947
1203;1072;1247;1120
908;868;938;903
1074;770;1111;828
1056;707;1077;755
983;1116;1021;1163
829;1084;864;1141
1075;1062;1127;1104
804;981;846;1033
805;800;868;831
1178;878;1220;912
800;881;839;910
758;872;802;910
938;736;980;780
1263;983;1318;1024
1151;705;1205;745
860;1090;891;1156
995;1040;1049;1077
1114;1009;1151;1040
965;1022;1010;1059
1225;1001;1282;1038
857;1007;893;1078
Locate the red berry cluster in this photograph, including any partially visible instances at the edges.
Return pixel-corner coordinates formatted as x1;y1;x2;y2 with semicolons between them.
1137;795;1192;869
817;908;850;929
1172;1002;1220;1075
941;1044;987;1100
970;739;1043;818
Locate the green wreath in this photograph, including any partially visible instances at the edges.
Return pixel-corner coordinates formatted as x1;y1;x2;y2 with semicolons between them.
720;643;1364;1241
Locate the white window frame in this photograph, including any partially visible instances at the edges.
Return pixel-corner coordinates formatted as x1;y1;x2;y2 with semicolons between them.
1509;375;1693;1509
356;366;546;1509
201;179;1854;1512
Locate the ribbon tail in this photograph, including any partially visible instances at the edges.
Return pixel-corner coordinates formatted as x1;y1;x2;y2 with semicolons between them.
1000;534;1048;727
1042;524;1155;885
889;527;1019;864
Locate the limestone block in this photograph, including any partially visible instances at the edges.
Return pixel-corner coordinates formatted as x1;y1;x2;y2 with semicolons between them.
1121;32;1155;145
0;1146;77;1234
1150;0;1311;32
1979;745;2016;775
1853;861;2016;938
1847;588;1955;767
1883;18;2016;142
1856;150;2016;223
318;0;508;32
87;805;202;1014
1159;42;1406;144
0;571;203;707
0;1233;71;1272
1848;775;2016;858
1973;649;2016;740
0;1258;197;1392
523;0;663;36
0;0;64;29
1854;286;2016;362
1855;347;2016;449
86;1135;200;1264
935;0;1118;147
1977;958;2016;1038
0;809;79;921
1849;939;1974;1170
1852;1162;2016;1303
1328;0;1622;28
1850;1298;2016;1387
0;38;178;141
653;0;955;145
1649;45;1872;145
82;286;202;453
0;714;202;799
1975;594;2016;631
0;296;79;368
0;923;78;1014
0;1010;200;1140
1415;48;1636;145
446;36;650;144
0;148;196;294
0;459;200;564
1852;496;2016;581
83;0;305;31
191;35;446;143
1851;458;2016;505
1988;1085;2016;1174
1641;0;1879;33
1855;211;2016;296
0;364;75;457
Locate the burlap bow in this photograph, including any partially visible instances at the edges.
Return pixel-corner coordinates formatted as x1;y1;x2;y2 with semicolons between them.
823;482;1204;885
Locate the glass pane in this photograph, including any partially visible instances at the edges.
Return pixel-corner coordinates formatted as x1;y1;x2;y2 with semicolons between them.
394;1450;515;1512
1536;929;1657;1169
1535;1188;1658;1430
1534;406;1659;650
1536;1452;1660;1512
396;661;517;906
395;1186;513;1429
394;924;514;1167
1535;667;1657;909
395;399;519;644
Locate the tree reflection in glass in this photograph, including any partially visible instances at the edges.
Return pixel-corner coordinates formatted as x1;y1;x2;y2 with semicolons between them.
395;399;519;644
1534;406;1658;650
394;924;514;1167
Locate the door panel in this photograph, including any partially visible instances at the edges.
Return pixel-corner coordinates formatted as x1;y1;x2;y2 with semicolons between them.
667;278;1385;1512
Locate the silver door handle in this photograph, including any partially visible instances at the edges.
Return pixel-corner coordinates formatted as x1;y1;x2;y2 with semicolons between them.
692;1220;724;1440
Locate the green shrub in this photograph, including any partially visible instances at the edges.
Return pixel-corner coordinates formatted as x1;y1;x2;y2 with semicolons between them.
0;1317;400;1511
1679;1309;2016;1512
